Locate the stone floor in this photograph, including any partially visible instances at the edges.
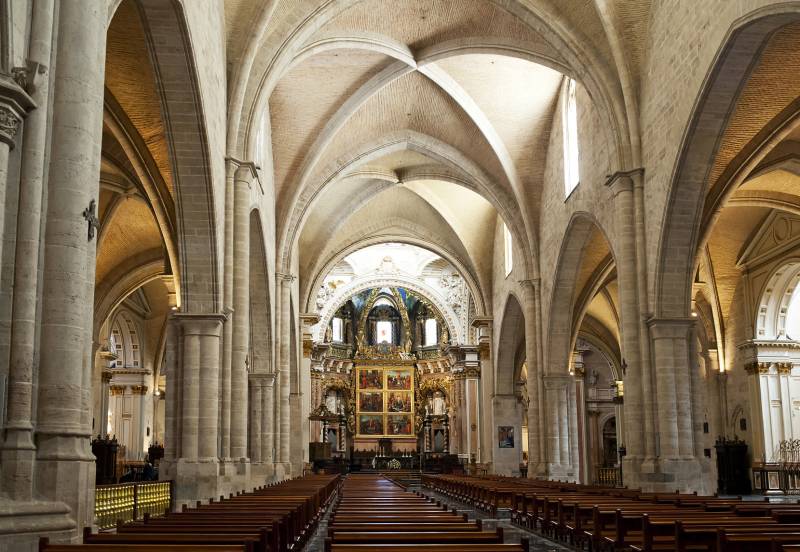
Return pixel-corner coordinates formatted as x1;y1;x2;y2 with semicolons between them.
302;483;570;552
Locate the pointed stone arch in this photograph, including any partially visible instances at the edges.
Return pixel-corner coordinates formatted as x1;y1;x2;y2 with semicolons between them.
546;213;616;376
249;209;273;373
134;0;222;313
655;5;800;320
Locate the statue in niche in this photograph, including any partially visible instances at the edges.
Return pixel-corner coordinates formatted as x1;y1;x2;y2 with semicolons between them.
426;390;447;416
432;390;447;416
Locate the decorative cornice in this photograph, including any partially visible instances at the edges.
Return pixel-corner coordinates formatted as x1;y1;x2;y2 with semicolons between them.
738;339;800;351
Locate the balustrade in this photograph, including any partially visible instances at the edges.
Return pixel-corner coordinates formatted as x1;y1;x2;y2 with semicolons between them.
94;480;173;530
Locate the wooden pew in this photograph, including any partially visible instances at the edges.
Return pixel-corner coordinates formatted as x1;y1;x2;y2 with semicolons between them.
40;538;248;552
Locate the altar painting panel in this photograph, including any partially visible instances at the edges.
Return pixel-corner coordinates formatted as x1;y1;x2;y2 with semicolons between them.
355;365;415;438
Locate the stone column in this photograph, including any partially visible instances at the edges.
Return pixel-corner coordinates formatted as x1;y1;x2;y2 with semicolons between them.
34;0;107;529
543;374;575;478
648;318;701;491
162;316;181;472
248;375;263;463
0;2;43;501
276;273;294;466
261;373;276;463
520;279;542;475
172;313;225;505
221;158;237;460
231;162;255;461
0;76;35;270
605;173;645;473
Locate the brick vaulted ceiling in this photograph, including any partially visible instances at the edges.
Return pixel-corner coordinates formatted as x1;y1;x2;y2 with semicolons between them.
224;0;649;308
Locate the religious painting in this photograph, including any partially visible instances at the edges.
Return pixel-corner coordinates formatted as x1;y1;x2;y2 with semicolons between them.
498;426;515;448
387;391;412;413
359;369;383;389
359;391;383;413
359;414;383;435
386;369;412;390
387;414;413;436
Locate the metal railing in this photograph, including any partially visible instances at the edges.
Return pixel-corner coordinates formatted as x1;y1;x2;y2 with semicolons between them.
596;467;622;487
95;480;172;530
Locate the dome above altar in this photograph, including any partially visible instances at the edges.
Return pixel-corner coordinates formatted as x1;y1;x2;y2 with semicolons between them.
314;242;474;345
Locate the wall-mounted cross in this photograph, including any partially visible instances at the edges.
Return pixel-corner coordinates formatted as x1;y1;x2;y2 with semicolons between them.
83;199;100;241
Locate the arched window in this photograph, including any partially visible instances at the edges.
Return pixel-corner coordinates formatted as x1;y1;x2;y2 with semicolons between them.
110;322;124;367
503;223;513;276
109;312;143;368
563;78;580;196
424;318;438;347
332;317;344;342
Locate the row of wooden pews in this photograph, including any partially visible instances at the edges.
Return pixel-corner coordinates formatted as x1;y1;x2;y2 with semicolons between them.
424;474;800;552
325;473;529;551
40;474;340;552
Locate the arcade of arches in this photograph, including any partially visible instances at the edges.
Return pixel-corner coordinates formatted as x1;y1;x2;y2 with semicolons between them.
0;0;799;548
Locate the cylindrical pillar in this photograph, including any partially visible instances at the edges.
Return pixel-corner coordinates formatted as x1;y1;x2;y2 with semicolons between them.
34;0;106;528
521;280;542;473
197;316;224;459
0;0;44;501
180;325;200;460
277;274;293;464
163;316;181;464
231;163;253;460
221;158;236;459
249;376;263;463
261;374;275;462
606;175;644;460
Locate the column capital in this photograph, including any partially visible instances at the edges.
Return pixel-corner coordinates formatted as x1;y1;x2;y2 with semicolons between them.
517;278;540;299
300;312;320;326
277;272;296;283
604;168;644;196
647;317;695;340
248;372;276;383
542;374;572;389
173;312;227;336
0;75;35;149
225;157;259;179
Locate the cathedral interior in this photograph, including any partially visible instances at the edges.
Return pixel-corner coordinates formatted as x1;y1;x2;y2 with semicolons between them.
1;0;800;550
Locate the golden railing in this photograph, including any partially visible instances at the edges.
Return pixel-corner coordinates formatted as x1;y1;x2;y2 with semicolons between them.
596;467;622;487
94;480;173;530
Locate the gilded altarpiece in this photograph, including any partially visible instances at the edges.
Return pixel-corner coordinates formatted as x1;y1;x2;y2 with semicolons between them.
355;362;416;438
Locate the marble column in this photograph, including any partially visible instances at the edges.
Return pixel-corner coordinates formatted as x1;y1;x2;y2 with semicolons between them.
276;273;294;466
34;0;107;530
520;279;542;475
261;373;276;463
231;162;255;461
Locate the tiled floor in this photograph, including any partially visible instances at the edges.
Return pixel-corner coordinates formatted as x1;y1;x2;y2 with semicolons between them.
302;483;570;552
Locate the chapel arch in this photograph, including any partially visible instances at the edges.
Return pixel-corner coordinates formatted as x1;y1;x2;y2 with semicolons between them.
655;6;800;319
